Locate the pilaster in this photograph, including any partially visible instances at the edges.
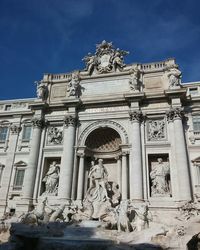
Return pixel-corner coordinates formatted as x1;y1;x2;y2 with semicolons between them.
1;122;21;209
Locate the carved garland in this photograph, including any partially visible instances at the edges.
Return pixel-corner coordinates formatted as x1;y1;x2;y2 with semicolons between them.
78;120;129;146
10;124;21;134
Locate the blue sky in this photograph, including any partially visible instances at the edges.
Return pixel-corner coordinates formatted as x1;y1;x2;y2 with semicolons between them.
0;0;200;100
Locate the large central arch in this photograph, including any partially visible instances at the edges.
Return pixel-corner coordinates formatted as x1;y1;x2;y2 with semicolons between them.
78;120;129;148
75;120;129;200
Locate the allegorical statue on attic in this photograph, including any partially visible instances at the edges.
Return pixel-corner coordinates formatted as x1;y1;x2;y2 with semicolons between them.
82;40;129;75
165;62;182;89
129;65;141;92
66;71;80;97
35;80;48;101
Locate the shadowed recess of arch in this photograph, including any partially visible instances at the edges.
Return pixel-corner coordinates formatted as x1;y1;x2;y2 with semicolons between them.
85;127;122;153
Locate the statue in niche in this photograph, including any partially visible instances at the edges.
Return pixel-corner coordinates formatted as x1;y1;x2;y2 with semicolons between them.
87;158;109;202
66;71;80;97
129;65;141;91
148;119;165;141
48;127;63;144
42;161;60;196
165;63;182;89
83;159;122;219
150;158;171;196
36;81;48;101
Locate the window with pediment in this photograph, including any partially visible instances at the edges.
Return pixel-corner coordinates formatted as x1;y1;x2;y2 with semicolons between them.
0;127;8;142
13;161;27;190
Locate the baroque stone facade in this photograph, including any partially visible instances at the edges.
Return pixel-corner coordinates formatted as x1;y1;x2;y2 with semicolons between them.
0;41;200;219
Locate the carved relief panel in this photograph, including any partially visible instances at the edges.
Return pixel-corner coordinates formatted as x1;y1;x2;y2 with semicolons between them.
147;118;166;141
47;126;63;145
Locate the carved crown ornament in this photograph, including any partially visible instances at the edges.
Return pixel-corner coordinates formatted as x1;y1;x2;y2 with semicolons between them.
82;40;129;75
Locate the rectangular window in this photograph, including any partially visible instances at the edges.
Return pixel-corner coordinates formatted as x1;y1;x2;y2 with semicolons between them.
22;125;31;141
189;88;198;96
193;116;200;132
5;105;11;111
0;127;8;142
13;169;25;190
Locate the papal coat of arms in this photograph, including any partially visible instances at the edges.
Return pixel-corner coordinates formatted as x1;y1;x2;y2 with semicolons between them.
82;40;129;75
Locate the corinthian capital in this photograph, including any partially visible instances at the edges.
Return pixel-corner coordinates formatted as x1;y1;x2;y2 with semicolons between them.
10;124;21;134
64;115;77;127
32;118;44;128
129;110;143;123
166;107;184;121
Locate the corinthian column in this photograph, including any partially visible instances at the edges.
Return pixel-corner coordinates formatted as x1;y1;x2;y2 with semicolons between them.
129;110;143;201
76;152;85;200
58;115;76;200
121;152;128;200
167;108;191;201
23;118;43;199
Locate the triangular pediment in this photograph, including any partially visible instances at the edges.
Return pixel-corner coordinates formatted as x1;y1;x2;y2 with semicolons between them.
192;157;200;163
14;161;27;166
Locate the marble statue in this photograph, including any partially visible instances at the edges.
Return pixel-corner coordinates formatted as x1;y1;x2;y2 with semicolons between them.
20;197;48;225
42;161;60;196
150;158;170;196
133;205;152;231
87;158;109;202
36;81;48;101
82;40;129;74
66;71;80;97
165;63;182;89
49;204;66;222
112;48;127;71
116;200;132;232
48;127;63;144
129;65;141;91
83;159;123;220
82;53;97;75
